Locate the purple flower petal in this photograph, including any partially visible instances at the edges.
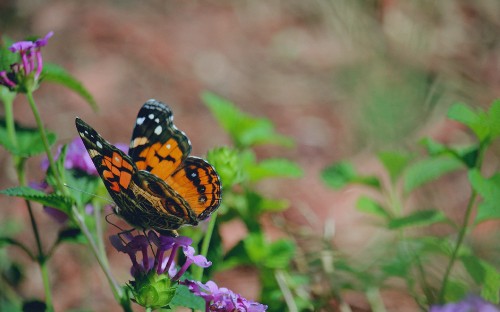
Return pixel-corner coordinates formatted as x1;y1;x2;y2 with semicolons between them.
34;31;54;48
9;41;34;53
183;246;212;268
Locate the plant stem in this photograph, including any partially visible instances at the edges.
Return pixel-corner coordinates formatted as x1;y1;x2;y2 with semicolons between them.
71;206;126;307
274;270;298;312
438;145;485;303
438;189;478;302
25;90;66;194
7;104;53;308
40;260;53;311
3;97;18;149
192;213;218;281
366;287;387;312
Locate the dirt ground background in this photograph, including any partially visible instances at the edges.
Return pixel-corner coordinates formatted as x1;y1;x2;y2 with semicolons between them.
1;1;500;311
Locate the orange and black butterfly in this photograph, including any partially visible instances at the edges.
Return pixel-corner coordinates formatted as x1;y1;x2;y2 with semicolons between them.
75;99;221;234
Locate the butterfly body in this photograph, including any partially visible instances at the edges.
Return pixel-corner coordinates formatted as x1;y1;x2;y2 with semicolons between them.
75;99;221;233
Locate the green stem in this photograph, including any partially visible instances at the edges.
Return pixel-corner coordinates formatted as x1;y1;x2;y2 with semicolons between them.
438;189;478;302
192;213;218;281
366;287;387;312
25;90;66;194
71;206;128;309
6;92;53;307
40;260;53;311
4;97;18;149
438;145;485;303
274;270;298;312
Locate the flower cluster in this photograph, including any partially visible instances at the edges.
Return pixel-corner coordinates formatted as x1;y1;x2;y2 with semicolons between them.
0;31;53;91
430;296;500;312
110;231;267;311
183;279;268;312
110;231;212;280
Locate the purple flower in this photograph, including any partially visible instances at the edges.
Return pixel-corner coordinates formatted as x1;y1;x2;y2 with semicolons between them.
64;137;99;176
110;231;210;280
0;31;53;90
0;70;16;88
430;296;500;312
183;279;268;312
42;137;128;176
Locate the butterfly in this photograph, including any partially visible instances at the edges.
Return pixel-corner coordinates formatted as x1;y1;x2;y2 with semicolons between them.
75;99;221;235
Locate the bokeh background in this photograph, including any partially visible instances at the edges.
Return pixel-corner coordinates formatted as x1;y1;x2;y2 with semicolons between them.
1;1;500;311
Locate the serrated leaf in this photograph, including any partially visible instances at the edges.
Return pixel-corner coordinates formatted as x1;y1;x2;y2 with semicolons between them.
0;186;72;213
169;284;205;310
356;196;391;219
387;209;449;229
202;91;293;148
403;156;463;193
42;63;97;111
448;103;489;141
0;118;57;157
247;158;303;182
469;170;500;224
377;151;412;183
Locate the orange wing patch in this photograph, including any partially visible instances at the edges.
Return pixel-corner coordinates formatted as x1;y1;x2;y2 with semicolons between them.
166;157;221;220
136;138;184;180
101;152;134;192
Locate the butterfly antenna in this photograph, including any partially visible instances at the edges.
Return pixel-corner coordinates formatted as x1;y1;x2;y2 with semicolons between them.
63;183;115;204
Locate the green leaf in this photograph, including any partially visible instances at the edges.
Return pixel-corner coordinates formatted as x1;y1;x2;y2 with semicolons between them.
403;156;463;193
448;103;489;141
321;161;380;189
243;233;267;264
0;186;72;213
480;260;500;303
461;255;485;284
356;196;391;220
42;63;97;111
206;147;244;188
377;151;412;183
321;162;356;189
0;118;57;157
387;209;449;229
64;169;100;208
202;91;293;148
264;239;295;269
0;36;17;71
169;284;205;310
469;170;500;224
247;158;303;182
488;99;500;140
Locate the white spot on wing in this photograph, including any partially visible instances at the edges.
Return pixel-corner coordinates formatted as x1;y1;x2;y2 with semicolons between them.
148;114;154;119
155;118;159;123
96;141;103;149
166;144;171;149
136;117;146;125
154;125;162;135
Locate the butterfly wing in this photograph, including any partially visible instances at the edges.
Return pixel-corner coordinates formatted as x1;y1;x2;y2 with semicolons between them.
128;99;192;181
165;156;222;221
75;117;136;197
75;117;197;231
